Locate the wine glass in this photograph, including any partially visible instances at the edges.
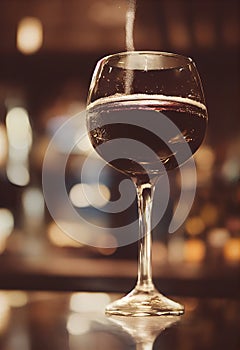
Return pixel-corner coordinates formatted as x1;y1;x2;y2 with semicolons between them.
108;315;180;350
86;51;208;316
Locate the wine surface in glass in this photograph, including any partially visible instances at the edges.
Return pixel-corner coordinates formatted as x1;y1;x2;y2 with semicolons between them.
87;94;207;179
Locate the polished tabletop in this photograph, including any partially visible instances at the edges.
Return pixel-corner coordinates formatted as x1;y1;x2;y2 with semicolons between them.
0;291;239;350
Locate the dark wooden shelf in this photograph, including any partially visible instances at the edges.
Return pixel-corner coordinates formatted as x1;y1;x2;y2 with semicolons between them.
0;254;239;298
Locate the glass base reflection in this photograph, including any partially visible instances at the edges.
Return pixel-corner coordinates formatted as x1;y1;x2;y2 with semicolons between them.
105;288;184;316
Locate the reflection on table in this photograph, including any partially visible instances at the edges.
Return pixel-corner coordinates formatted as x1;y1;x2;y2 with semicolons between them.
0;291;239;350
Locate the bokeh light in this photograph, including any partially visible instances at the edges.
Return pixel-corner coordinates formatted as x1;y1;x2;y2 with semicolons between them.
0;124;8;166
6;107;32;186
22;187;45;219
6;163;30;187
67;313;91;335
47;221;83;248
200;203;219;227
17;17;43;54
69;292;110;313
207;228;230;249
69;183;111;208
6;107;32;151
224;238;240;263
6;291;28;308
168;236;185;264
0;293;10;335
184;239;206;263
185;216;205;236
0;209;14;254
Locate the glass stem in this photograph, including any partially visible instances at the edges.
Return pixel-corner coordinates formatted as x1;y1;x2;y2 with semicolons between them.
136;182;155;292
136;342;153;350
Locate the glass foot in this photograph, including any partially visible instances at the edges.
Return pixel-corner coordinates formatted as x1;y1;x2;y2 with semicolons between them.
105;288;184;316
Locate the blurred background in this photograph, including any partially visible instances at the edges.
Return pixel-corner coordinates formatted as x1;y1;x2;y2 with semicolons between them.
0;0;239;346
0;0;240;350
0;0;239;288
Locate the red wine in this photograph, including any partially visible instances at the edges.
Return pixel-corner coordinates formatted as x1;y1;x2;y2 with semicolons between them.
87;95;207;179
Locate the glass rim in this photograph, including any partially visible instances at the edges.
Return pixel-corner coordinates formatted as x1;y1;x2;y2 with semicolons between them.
98;50;194;64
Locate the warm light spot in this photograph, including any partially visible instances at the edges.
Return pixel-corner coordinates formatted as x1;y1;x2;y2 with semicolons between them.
0;240;7;254
6;163;30;186
200;203;219;227
168;236;185;264
0;124;8;166
22;187;44;218
67;313;91;335
6;107;32;151
222;158;240;182
224;238;240;263
184;298;199;312
17;17;43;54
75;134;93;154
69;183;91;208
194;145;215;170
69;183;111;208
0;293;10;334
47;221;82;248
176;166;197;189
185;216;205;236
68;102;85;115
89;2;126;27
194;19;215;47
97;247;117;255
197;169;212;186
0;209;14;239
6;108;32;188
184;239;206;263
69;292;110;313
152;242;168;264
207;228;229;248
96;235;117;255
89;184;111;207
168;20;190;49
6;291;28;307
0;208;14;253
95;233;118;254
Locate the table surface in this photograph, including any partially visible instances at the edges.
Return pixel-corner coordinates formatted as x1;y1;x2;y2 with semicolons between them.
0;291;239;350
